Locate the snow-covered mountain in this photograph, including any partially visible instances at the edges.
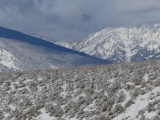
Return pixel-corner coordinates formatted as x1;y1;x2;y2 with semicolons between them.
0;26;110;72
57;22;160;63
1;59;160;120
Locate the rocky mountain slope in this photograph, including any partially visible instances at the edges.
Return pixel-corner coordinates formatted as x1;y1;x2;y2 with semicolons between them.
1;60;160;120
56;22;160;63
0;26;110;72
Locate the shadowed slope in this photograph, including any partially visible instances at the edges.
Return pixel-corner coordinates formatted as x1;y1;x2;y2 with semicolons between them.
0;26;111;72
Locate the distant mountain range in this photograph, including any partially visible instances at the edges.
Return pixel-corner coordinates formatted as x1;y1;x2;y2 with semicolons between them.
2;22;160;72
56;22;160;62
0;26;110;72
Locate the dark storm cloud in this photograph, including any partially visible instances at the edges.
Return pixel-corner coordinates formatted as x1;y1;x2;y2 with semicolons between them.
0;0;160;42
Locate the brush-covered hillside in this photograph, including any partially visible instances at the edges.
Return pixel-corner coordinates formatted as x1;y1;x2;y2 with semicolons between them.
1;60;160;120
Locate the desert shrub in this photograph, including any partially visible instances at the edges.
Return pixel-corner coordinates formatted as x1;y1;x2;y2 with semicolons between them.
102;95;108;102
125;99;134;108
138;110;145;116
147;99;160;108
38;80;45;87
18;81;25;88
146;102;155;112
74;89;82;97
28;81;38;92
139;114;146;120
77;108;84;117
0;111;4;120
101;102;109;112
141;81;146;88
153;115;160;120
101;98;115;112
131;88;140;99
121;116;130;120
134;78;142;85
139;89;146;95
157;110;160;115
18;101;27;110
18;88;29;94
4;85;10;91
5;81;11;86
65;101;78;113
56;118;65;120
153;79;160;86
3;106;11;113
67;108;77;118
23;97;32;107
145;85;153;91
85;87;94;96
84;111;93;118
85;94;93;105
109;82;120;93
10;109;20;118
27;107;40;117
114;104;125;114
150;75;157;80
94;91;104;100
44;103;54;113
78;96;86;106
124;84;134;91
116;91;126;103
96;115;111;120
51;106;64;117
13;83;18;89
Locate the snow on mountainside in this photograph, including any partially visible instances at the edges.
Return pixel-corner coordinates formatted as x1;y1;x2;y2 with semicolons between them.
0;48;19;71
55;41;77;49
57;22;160;63
1;60;160;120
0;26;110;72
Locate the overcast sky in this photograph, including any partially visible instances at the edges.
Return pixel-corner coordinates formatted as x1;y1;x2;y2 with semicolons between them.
0;0;160;42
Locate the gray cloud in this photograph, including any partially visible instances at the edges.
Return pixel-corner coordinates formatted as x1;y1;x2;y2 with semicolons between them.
0;0;160;42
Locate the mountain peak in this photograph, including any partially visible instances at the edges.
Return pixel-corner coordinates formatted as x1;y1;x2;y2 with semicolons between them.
136;21;160;29
57;22;160;63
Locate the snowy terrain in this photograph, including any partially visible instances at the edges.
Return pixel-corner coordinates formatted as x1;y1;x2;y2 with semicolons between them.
56;22;160;63
0;60;160;120
0;48;19;71
0;26;110;72
55;41;77;49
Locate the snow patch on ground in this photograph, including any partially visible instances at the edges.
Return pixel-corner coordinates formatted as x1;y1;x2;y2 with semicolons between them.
0;49;18;71
36;108;55;120
114;87;160;120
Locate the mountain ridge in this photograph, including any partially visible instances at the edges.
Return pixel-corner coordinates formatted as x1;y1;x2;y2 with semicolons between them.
0;26;111;72
56;22;160;62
